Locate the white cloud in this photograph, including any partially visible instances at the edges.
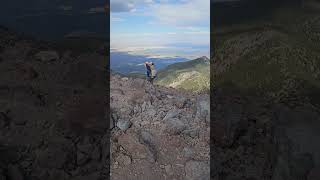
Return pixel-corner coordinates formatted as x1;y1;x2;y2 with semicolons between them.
111;0;209;27
110;0;210;58
149;0;210;27
167;32;177;35
182;31;210;35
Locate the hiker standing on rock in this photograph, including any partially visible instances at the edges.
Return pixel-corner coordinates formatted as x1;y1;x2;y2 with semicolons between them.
144;61;157;85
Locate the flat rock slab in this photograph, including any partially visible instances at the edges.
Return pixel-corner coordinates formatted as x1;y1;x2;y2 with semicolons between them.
117;133;153;161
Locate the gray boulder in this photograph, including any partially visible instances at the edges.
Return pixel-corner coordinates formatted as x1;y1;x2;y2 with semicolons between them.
163;109;180;121
196;97;210;121
185;160;210;180
182;128;200;138
140;130;154;145
183;147;194;159
165;118;186;135
116;119;132;131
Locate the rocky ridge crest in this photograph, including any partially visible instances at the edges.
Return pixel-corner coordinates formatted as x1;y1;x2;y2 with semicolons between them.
110;74;210;180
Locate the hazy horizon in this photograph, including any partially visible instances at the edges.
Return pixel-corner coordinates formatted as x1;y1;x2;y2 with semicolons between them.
110;0;210;59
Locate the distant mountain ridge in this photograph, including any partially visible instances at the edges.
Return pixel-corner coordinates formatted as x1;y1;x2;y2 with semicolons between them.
156;56;210;92
110;51;189;75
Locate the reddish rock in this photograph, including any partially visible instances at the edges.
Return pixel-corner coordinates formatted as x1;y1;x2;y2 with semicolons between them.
117;133;150;160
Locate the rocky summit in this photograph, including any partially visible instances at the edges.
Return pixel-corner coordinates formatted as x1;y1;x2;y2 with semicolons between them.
110;74;210;180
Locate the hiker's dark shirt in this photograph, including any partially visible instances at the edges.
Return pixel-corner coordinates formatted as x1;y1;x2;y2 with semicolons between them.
146;64;151;77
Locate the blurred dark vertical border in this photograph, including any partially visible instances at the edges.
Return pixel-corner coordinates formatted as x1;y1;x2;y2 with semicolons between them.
210;0;320;179
0;0;111;179
105;0;111;178
210;1;214;180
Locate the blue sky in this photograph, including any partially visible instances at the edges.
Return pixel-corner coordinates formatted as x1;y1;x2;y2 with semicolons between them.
110;0;210;59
